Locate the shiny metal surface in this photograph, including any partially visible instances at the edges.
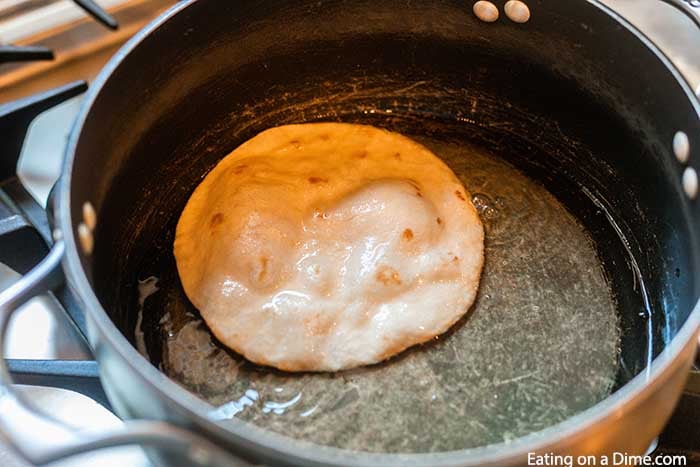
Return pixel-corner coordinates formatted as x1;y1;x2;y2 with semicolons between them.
602;0;700;91
0;0;699;465
57;0;700;465
1;94;91;361
0;262;88;360
3;1;697;367
0;241;247;466
0;385;147;467
662;0;700;27
2;1;695;367
0;240;64;322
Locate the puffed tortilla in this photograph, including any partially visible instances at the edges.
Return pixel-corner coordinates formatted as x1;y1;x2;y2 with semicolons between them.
174;123;484;372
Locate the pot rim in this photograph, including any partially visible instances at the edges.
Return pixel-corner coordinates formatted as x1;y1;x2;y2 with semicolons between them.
59;1;700;465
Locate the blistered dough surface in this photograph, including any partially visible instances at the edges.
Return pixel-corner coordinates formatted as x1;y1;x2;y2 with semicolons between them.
174;123;484;371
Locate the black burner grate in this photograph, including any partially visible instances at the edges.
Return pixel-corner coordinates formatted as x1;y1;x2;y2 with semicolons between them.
0;0;117;65
0;0;120;410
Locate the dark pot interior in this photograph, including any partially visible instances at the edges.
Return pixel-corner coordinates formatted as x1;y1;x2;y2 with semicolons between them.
68;0;700;453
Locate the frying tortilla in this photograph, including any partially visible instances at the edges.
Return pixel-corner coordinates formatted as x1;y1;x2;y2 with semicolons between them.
174;123;484;371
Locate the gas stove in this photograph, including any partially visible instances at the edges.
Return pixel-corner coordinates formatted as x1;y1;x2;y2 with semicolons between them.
1;1;699;466
0;2;168;465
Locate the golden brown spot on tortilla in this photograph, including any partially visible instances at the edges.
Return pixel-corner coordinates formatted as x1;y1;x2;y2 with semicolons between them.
304;313;335;336
376;339;410;362
405;180;423;197
209;212;224;228
319;133;330;140
258;256;269;282
453;256;459;263
376;266;402;285
455;190;466;201
266;350;316;371
233;165;247;174
402;228;414;241
275;350;325;372
394;152;402;160
436;217;442;225
355;150;368;159
308;176;328;184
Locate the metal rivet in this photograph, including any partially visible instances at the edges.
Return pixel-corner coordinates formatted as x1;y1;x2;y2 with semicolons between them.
82;201;97;231
504;0;531;23
78;222;94;255
673;131;690;164
473;1;499;23
683;167;698;200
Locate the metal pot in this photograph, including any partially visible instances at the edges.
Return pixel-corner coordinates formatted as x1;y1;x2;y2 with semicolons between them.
2;0;700;465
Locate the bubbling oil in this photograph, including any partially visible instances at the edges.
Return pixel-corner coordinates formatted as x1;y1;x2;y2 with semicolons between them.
136;137;619;453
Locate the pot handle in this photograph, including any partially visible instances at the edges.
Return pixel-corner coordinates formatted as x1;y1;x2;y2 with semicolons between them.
0;239;250;466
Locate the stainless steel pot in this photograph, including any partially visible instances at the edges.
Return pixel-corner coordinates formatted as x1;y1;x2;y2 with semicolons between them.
1;1;700;465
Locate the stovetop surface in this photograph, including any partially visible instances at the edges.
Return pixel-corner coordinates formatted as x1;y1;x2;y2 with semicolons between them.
0;90;151;467
1;1;699;466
